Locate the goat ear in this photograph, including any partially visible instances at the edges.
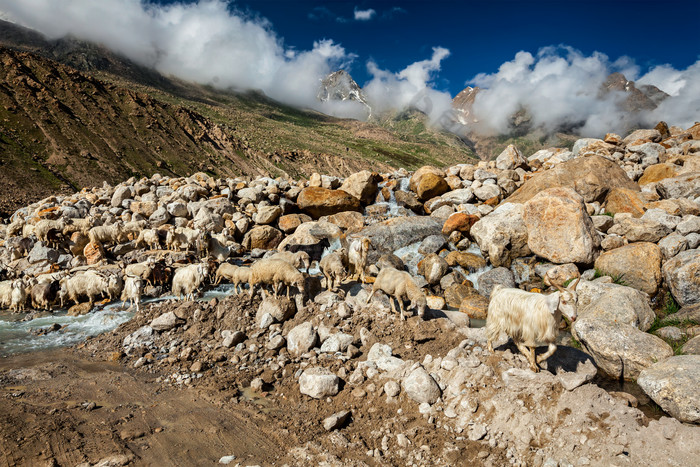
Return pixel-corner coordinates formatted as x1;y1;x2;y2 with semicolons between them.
546;293;560;314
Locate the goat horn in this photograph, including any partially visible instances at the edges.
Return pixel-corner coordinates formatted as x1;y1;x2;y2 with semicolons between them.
569;277;580;290
553;283;565;293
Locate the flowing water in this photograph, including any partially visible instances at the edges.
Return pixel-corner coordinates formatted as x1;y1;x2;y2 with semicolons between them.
458;243;493;292
372;177;414;218
0;284;244;357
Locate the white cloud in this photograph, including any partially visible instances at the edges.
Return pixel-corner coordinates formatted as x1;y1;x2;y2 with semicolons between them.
363;47;455;125
467;46;700;136
353;7;376;21
0;0;359;113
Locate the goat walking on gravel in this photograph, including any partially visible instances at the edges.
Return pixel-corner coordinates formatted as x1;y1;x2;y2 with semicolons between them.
486;279;579;372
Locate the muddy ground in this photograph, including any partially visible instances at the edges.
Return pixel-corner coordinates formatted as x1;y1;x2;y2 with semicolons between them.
0;290;698;467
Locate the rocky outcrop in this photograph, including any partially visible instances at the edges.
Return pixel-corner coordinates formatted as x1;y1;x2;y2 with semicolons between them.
505;156;639;204
573;318;673;380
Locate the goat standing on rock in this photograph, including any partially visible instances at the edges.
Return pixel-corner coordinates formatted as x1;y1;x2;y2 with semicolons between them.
486;279;579;372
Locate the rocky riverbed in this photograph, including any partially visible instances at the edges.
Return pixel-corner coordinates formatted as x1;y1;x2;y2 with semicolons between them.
1;122;700;465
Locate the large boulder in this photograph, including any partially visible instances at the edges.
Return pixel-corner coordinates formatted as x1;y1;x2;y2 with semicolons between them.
277;213;312;234
573;317;673;380
242;226;284;250
458;294;490;320
594;242;662;295
442;212;479;236
607;217;671;243
417;253;448;286
638;355;700;424
255;205;282;225
287;321;318;357
523;187;600;264
662;249;700;307
445;251;486;272
111;185;133;208
339;171;382;204
638;163;681;185
495;144;528;171
604;188;646;218
656;172;700;200
320;211;364;233
574;283;655;332
409;166;449;201
357;217;442;258
297;187;361;219
505;155;638;204
477;267;515;297
470;203;530;267
440;188;475;206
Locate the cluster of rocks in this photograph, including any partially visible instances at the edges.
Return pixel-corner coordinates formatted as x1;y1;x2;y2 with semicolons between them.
2;121;700;463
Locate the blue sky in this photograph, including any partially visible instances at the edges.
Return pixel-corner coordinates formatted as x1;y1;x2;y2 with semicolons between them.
213;0;700;95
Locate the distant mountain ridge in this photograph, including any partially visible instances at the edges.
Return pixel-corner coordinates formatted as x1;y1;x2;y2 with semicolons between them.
317;70;372;118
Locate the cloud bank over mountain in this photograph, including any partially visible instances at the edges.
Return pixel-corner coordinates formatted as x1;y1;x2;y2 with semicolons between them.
467;46;700;136
1;0;698;137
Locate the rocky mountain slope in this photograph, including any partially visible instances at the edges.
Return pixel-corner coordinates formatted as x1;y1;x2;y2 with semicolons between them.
0;21;475;216
1;121;699;465
317;70;372;118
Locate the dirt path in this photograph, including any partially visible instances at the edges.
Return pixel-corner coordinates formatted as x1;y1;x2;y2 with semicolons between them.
0;351;285;466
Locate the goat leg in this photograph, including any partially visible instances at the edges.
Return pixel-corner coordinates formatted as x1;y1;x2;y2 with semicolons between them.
515;342;539;372
536;343;557;366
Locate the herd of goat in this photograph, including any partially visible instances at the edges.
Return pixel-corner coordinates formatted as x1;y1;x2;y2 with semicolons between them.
0;216;411;316
1;212;582;372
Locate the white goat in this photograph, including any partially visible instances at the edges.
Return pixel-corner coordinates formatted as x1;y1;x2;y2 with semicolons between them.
121;275;143;311
166;227;200;252
59;271;109;307
0;280;14;308
88;223;125;245
268;250;311;273
9;279;27;312
249;258;305;299
122;220;148;241
7;218;25;237
486;280;579;373
319;248;347;292
135;229;160;250
125;257;156;284
171;262;209;300
214;263;250;293
105;273;123;301
348;237;370;283
35;218;66;244
63;217;95;236
366;267;427;320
